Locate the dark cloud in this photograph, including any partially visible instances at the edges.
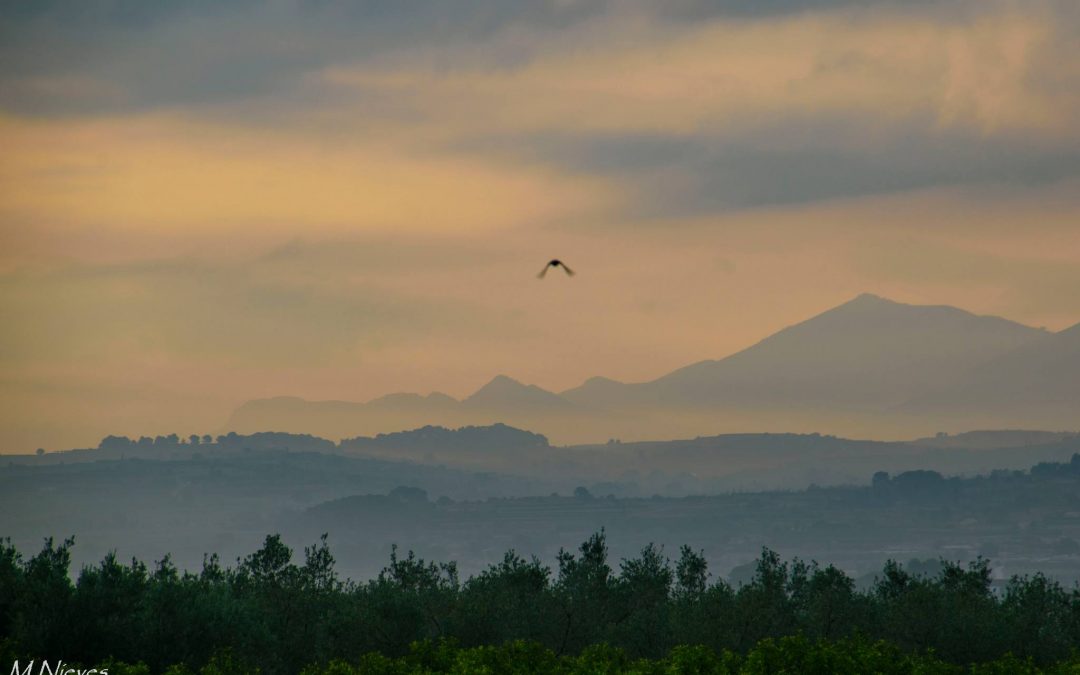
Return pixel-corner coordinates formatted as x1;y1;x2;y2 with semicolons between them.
451;126;1080;214
0;0;947;115
2;0;1076;210
0;0;605;115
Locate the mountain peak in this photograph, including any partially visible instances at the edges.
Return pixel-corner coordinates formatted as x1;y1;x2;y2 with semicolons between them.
584;376;621;386
465;375;537;403
643;291;1048;410
836;293;910;312
464;375;574;410
477;374;525;391
426;391;458;403
850;292;893;304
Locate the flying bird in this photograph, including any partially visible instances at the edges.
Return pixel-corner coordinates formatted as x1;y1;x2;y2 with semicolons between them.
538;259;574;278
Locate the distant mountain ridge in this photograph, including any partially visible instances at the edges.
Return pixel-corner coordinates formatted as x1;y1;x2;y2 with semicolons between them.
900;318;1080;426
564;293;1048;410
224;294;1076;443
226;374;584;441
463;375;576;412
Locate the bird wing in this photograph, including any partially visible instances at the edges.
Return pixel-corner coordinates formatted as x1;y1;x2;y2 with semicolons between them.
537;264;550;279
560;263;574;276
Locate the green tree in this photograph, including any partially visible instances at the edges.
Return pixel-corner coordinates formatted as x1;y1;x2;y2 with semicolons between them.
553;530;615;654
456;550;553;646
69;551;149;664
0;538;24;645
15;536;75;655
731;548;794;651
613;543;673;658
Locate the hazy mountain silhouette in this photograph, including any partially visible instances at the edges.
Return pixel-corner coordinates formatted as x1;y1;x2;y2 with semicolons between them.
462;375;576;413
901;319;1080;426
564;293;1048;410
910;429;1078;450
227;392;462;440
225;294;1074;442
227;375;578;440
368;391;459;412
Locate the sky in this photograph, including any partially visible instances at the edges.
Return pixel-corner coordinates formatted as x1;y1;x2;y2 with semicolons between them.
1;0;1079;451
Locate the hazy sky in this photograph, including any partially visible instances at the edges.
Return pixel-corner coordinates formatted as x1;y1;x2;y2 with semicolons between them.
2;0;1079;451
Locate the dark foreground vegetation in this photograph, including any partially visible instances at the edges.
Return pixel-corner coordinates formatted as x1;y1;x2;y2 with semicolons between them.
21;638;1080;674
3;533;1080;674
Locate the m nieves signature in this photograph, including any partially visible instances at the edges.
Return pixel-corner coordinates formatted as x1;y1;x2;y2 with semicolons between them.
9;661;108;675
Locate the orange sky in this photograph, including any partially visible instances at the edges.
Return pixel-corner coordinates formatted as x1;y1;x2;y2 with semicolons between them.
1;0;1078;451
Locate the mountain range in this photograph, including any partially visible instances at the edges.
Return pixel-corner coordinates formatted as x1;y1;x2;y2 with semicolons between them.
225;294;1078;443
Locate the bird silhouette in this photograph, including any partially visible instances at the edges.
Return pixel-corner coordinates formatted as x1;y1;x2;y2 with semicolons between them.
538;259;574;278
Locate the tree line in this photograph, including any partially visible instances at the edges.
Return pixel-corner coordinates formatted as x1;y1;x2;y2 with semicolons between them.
1;532;1078;673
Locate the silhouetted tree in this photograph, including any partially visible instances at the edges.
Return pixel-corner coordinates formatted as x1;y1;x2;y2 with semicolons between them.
553;529;612;654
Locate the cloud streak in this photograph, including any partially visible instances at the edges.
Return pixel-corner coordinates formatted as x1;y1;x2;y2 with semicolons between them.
322;3;1078;137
